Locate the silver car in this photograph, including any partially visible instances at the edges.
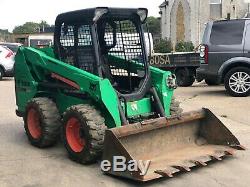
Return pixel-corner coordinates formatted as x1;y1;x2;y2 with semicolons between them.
0;46;15;80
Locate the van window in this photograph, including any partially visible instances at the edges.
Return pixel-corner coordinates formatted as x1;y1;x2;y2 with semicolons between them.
202;23;210;44
210;20;245;45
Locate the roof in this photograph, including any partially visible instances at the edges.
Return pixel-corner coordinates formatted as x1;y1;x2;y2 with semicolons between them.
244;13;250;18
39;26;55;33
0;42;22;46
13;33;54;39
212;18;250;23
159;1;169;8
55;7;148;24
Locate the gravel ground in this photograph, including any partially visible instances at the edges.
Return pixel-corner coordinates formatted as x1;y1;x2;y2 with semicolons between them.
0;79;249;187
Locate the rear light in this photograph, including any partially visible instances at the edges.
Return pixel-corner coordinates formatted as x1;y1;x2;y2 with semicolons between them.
5;50;14;58
199;45;208;64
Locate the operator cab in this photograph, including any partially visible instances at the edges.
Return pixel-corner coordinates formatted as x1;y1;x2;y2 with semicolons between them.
54;7;150;101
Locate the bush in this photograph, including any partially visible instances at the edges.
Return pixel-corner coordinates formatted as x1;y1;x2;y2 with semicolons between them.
154;39;172;53
145;17;161;36
175;41;194;52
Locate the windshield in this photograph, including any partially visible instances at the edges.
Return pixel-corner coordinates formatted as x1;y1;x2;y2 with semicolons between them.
97;18;148;94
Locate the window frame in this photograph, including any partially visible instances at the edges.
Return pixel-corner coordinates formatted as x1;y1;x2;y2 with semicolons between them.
209;0;222;4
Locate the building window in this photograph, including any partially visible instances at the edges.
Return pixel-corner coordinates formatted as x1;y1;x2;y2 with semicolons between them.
210;0;222;20
210;0;222;4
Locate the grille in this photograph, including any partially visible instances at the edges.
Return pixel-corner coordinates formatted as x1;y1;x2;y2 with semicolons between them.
59;24;74;66
104;20;145;77
59;24;96;73
77;25;95;73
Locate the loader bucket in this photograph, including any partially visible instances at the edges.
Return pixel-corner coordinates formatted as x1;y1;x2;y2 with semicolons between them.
102;108;245;182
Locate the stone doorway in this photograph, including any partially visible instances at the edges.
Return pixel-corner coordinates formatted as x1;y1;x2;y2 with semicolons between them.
170;0;191;45
176;2;185;42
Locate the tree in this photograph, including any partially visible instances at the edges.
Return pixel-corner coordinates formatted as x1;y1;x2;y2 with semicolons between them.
154;39;172;53
13;21;51;34
39;21;50;32
13;22;40;34
0;29;12;42
145;17;161;37
0;29;10;34
175;41;194;52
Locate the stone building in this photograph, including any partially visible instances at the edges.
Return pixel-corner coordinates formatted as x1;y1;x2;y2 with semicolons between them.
159;0;249;47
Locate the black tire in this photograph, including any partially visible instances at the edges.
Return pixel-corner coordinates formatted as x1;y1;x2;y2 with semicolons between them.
170;96;183;116
24;97;61;148
224;67;250;97
62;104;107;164
176;69;195;87
205;79;219;86
0;67;4;80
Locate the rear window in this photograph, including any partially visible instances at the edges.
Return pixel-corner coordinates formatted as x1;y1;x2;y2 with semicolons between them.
202;23;210;43
0;44;19;53
210;20;245;45
6;45;19;53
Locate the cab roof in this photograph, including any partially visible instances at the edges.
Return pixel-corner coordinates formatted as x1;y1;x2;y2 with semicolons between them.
55;7;148;24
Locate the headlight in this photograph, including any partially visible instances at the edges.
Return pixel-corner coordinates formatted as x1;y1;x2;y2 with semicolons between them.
166;74;177;89
93;8;108;22
200;51;205;58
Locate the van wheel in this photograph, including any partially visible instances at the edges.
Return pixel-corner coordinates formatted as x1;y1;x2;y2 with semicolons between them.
224;67;250;97
176;69;195;87
0;67;4;80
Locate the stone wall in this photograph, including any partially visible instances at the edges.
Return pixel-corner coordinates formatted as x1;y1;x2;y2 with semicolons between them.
160;0;248;47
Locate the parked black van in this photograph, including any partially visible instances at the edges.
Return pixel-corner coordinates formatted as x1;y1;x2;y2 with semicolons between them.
197;19;250;97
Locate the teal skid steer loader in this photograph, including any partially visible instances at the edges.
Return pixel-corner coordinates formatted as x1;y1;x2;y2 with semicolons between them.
14;7;244;181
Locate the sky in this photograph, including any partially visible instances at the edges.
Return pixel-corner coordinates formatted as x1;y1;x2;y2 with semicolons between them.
0;0;164;32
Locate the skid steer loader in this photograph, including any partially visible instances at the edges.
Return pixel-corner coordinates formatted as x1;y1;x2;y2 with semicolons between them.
14;7;244;182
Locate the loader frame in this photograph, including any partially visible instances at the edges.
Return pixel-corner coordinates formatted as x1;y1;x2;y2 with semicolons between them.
15;46;174;128
15;8;175;128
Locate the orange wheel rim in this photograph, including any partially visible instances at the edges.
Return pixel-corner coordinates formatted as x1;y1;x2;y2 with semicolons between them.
66;117;86;152
27;108;42;139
